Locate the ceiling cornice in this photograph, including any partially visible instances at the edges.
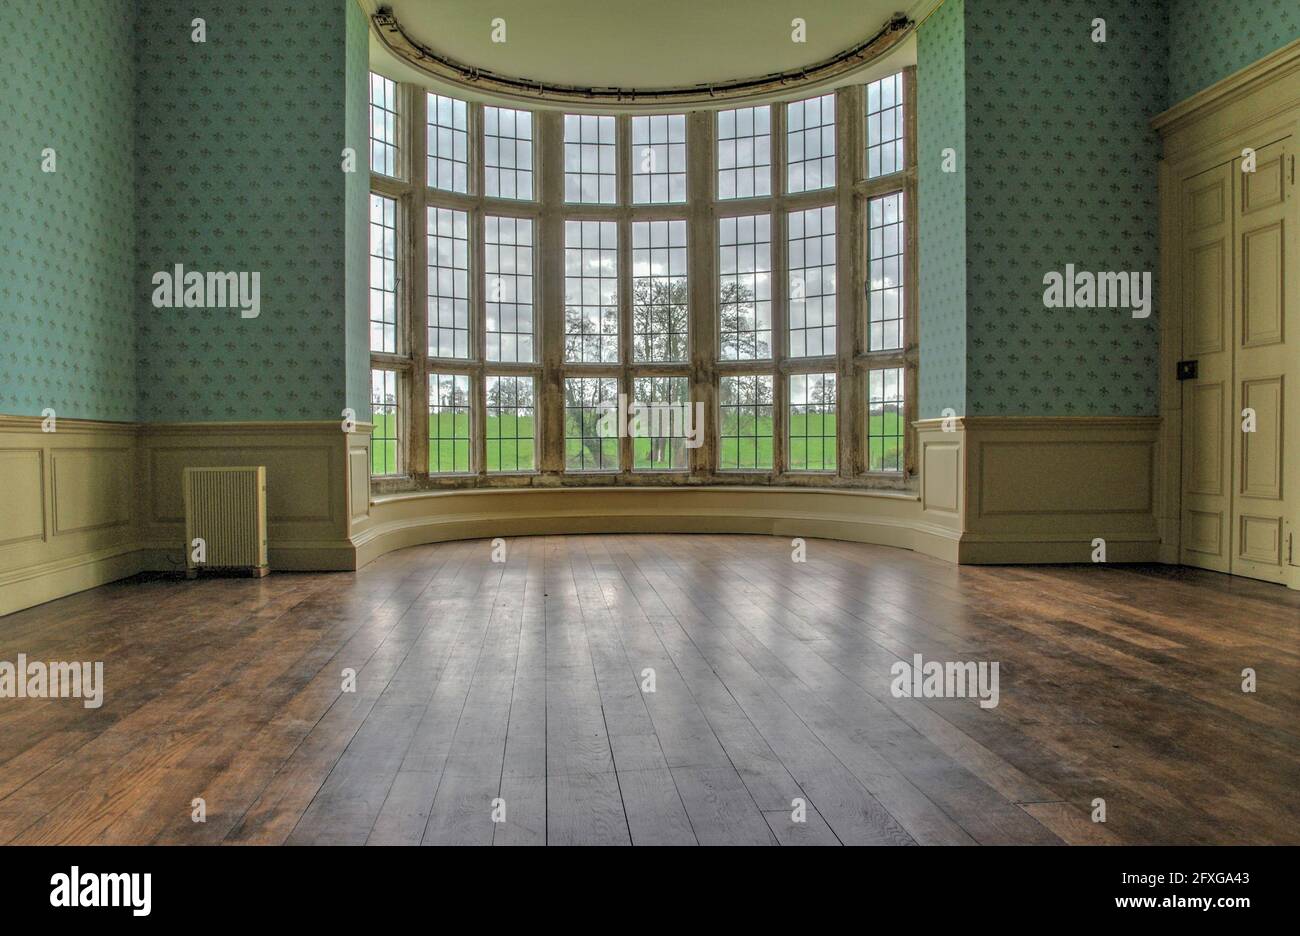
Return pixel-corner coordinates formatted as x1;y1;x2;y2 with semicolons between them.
368;5;914;108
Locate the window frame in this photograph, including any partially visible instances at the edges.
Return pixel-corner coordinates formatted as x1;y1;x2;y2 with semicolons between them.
367;67;917;493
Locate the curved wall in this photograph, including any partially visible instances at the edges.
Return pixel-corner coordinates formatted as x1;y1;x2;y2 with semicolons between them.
0;413;1165;616
347;416;1164;569
353;484;954;569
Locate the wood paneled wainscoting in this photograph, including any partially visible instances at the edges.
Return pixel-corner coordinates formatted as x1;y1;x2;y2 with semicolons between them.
0;418;368;617
1;414;1173;616
0;417;139;618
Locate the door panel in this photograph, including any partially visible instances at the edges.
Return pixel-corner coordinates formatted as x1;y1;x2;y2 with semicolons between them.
1188;241;1227;353
1241;221;1284;345
1180;163;1234;573
1230;136;1296;584
1187;383;1225;495
1240;376;1282;499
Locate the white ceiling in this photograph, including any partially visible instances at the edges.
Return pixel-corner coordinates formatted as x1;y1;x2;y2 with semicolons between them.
364;0;936;106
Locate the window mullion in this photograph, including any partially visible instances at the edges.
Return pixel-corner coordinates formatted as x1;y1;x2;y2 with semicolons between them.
838;84;864;480
538;110;567;476
687;110;715;477
471;205;487;476
771;100;789;476
616;116;634;475
408;86;430;477
903;64;919;478
617;213;634;475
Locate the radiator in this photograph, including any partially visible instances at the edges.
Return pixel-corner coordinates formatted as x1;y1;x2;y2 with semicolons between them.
183;466;269;577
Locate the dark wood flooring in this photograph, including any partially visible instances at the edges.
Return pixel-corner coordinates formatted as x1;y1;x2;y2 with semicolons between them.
0;534;1297;845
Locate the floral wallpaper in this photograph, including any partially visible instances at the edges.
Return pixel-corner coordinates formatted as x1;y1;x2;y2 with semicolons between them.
6;0;1293;425
134;0;364;421
1168;0;1299;104
0;0;138;421
917;0;967;419
344;0;371;419
963;0;1165;415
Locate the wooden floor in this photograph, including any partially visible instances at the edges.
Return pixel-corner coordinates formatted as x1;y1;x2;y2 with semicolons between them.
0;534;1297;845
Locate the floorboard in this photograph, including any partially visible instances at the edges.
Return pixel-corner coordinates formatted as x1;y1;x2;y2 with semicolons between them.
1;534;1295;845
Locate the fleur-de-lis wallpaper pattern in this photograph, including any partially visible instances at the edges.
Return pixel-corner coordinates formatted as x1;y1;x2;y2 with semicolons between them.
1168;0;1300;104
344;0;371;419
135;0;368;422
917;0;967;419
3;1;1296;425
963;0;1167;416
918;0;1295;418
0;0;138;421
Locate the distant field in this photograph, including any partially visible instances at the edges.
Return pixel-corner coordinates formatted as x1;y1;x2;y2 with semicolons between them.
371;410;902;474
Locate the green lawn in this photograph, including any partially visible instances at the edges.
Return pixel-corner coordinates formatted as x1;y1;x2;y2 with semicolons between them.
866;408;904;472
786;413;837;471
372;410;903;474
371;411;398;475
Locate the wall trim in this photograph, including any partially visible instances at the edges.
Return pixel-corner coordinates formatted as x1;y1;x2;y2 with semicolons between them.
352;485;959;570
1153;37;1300;136
0;415;137;434
916;415;1159;430
1;413;1174;617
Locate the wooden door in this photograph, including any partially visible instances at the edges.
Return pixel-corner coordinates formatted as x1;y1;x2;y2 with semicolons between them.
1229;136;1297;584
1179;162;1235;573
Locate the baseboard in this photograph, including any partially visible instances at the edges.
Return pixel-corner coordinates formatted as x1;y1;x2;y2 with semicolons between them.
0;535;363;617
351;485;959;568
0;544;145;618
136;541;359;574
957;535;1164;564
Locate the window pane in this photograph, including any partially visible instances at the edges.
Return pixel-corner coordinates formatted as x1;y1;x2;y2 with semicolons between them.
369;193;398;353
868;192;905;351
866;71;905;179
631;219;687;362
788;372;837;471
486;375;536;472
632;376;690;470
788;205;836;358
369;72;399;177
716;105;771;199
428;373;471;473
427;92;469;193
786;92;835;193
631;114;686;204
719;375;773;471
427;206;470;359
564;220;619;363
719;213;771;360
370;369;400;476
565;377;619;471
564;114;617;204
485;216;534;363
484;106;534;200
868;368;905;472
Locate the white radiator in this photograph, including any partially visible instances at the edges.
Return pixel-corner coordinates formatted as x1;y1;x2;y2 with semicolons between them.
183;466;269;577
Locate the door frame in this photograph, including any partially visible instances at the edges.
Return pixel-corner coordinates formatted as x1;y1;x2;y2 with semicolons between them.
1153;38;1300;589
